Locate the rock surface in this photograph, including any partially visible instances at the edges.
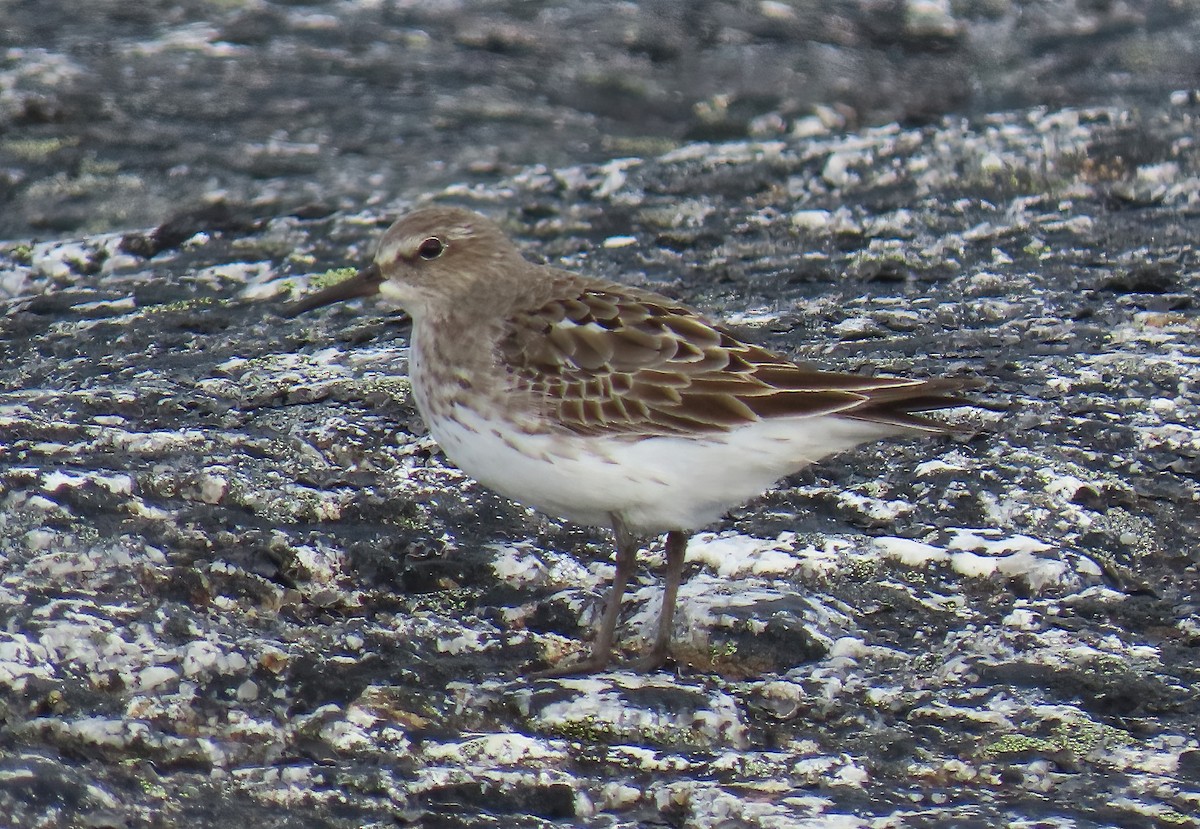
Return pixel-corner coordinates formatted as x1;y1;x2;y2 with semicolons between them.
1;2;1199;828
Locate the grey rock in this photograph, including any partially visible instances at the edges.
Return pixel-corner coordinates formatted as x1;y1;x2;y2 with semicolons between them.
1;3;1199;828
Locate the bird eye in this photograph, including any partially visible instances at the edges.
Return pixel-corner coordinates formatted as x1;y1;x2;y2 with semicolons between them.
417;237;445;260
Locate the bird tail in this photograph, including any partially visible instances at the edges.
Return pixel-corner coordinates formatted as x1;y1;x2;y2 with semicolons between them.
843;377;987;432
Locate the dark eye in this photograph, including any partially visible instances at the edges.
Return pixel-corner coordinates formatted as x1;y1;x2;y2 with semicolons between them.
417;237;445;260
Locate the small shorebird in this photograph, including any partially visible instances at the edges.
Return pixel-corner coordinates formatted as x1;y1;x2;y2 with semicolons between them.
285;205;976;675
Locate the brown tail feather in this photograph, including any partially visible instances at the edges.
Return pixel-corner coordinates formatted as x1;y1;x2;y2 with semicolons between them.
846;377;986;432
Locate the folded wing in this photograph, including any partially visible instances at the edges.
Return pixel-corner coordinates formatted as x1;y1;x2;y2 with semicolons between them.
499;283;975;438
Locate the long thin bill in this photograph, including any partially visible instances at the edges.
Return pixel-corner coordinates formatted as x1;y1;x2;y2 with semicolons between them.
282;262;384;318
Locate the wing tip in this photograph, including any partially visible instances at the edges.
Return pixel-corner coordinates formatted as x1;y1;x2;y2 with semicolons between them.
844;375;994;432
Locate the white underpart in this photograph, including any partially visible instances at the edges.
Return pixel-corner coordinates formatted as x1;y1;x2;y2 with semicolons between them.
428;404;901;533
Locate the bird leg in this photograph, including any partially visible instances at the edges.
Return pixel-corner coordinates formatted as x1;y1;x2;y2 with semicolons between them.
630;529;688;672
588;514;640;666
531;513;639;677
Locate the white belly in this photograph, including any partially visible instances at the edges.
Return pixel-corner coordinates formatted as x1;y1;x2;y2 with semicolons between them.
426;403;898;533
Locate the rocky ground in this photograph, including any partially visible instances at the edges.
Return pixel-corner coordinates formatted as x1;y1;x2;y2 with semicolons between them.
1;2;1198;828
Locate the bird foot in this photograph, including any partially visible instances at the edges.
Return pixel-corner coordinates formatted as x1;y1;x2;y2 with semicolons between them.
621;647;671;674
528;655;613;679
528;645;672;678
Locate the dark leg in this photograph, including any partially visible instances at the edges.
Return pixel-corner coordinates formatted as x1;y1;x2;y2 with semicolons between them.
585;513;640;668
632;530;688;672
531;513;639;677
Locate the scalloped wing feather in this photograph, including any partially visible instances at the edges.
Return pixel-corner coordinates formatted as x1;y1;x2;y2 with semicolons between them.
500;285;973;437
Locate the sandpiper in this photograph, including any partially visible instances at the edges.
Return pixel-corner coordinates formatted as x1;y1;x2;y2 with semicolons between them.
285;205;977;675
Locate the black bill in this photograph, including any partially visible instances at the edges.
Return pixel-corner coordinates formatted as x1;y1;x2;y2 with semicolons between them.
282;262;384;318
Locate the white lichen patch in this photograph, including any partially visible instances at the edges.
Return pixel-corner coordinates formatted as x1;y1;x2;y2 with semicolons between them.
136;665;180;691
386;613;504;659
100;428;213;456
27;234;126;281
73;296;136;314
658;140;786;166
655;780;859;828
873;528;1095;593
191;467;229;504
285;541;346;587
421;733;569;766
722;307;781;327
489;541;593;590
685;532;804;579
22;541;145;587
529;673;749;749
214;348;372;387
0;633;56;691
180;639;250;678
41;470;134;496
317;718;374;752
627;571;848;657
914;450;973;476
790;209;832;230
834;489;915;522
601;234;637;249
